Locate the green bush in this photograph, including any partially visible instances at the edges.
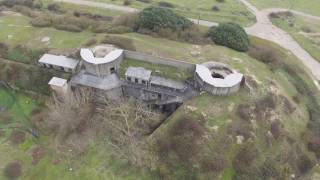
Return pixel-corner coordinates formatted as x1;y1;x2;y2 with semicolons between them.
101;35;136;50
106;26;133;34
54;24;82;32
136;7;192;32
5;45;47;64
30;16;52;27
208;23;250;52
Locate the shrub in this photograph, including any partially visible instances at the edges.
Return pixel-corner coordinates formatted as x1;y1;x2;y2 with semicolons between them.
91;24;111;33
158;1;175;8
208;23;250;52
297;154;314;174
123;0;131;6
259;158;280;179
201;155;226;172
136;7;192;32
101;35;136;50
1;0;36;8
47;3;62;13
30;16;52;27
0;42;9;58
233;142;258;173
236;103;251;121
107;26;133;34
3;162;22;179
248;44;283;70
9;130;26;145
5;45;47;64
136;0;151;3
84;38;98;47
112;12;139;29
54;24;82;32
12;5;38;17
158;116;205;165
212;6;220;11
216;0;225;2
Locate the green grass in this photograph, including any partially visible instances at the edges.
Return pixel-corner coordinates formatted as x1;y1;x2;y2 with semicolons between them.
87;0;256;26
270;14;320;63
248;0;320;16
119;58;193;81
0;14;104;49
0;87;37;128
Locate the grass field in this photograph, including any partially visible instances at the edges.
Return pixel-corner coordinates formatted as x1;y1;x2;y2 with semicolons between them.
248;0;320;16
271;14;320;63
86;0;256;26
0;13;104;49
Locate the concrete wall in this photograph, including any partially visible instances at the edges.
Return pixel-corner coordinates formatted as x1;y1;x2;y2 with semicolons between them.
194;73;242;96
124;50;195;71
83;53;124;77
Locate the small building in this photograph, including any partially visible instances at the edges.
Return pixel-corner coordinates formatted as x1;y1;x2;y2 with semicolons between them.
150;76;186;93
70;70;122;100
39;54;79;73
194;63;244;96
125;67;152;85
48;77;69;95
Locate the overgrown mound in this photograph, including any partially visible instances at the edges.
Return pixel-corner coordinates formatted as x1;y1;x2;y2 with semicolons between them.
209;22;250;51
135;7;193;32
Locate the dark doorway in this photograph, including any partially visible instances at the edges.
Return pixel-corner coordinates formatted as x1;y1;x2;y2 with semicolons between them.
110;67;116;74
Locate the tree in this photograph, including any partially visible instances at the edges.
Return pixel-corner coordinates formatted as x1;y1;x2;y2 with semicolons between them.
98;98;162;167
208;22;250;52
136;7;193;32
46;89;95;142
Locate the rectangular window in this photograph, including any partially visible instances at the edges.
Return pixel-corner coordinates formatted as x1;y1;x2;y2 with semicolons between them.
127;77;131;81
142;80;146;84
135;78;138;83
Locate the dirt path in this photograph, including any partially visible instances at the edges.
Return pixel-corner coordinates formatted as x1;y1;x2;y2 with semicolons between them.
55;0;320;86
238;0;320;87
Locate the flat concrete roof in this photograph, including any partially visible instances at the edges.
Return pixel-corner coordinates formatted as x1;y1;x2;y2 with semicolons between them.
150;76;185;90
195;65;243;88
70;70;121;90
125;67;152;81
48;77;67;87
80;48;123;65
39;54;79;69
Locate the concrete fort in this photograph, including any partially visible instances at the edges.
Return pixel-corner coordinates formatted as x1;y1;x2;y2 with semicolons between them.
40;44;245;109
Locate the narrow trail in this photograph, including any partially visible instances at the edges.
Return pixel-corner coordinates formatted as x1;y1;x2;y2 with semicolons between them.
238;0;320;88
55;0;320;87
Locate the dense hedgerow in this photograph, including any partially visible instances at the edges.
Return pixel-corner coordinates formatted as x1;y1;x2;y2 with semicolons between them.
208;23;250;52
135;7;193;32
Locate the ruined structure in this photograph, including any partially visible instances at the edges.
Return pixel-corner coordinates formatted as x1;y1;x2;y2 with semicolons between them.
39;45;244;110
194;62;244;96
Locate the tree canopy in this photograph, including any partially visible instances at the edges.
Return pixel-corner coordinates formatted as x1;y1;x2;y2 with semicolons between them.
208;22;250;52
